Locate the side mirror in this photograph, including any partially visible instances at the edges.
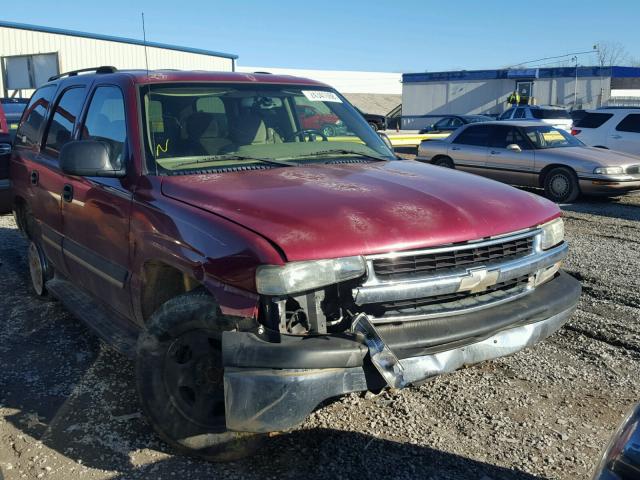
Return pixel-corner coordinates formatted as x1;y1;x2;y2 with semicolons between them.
378;132;393;150
506;144;522;152
0;143;11;156
60;140;126;178
592;403;640;479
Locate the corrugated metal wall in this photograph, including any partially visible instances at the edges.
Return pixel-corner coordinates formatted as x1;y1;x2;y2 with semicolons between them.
0;26;234;96
402;76;612;121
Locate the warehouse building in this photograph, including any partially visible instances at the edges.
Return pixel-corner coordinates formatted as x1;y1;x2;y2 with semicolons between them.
402;66;640;129
0;20;237;97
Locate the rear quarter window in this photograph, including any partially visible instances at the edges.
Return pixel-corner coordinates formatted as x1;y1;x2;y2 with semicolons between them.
575;113;614;129
615;114;640;133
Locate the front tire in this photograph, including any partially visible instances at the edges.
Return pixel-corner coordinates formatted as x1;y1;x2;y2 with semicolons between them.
368;122;379;131
321;124;336;137
136;288;262;461
432;156;455;168
544;167;580;203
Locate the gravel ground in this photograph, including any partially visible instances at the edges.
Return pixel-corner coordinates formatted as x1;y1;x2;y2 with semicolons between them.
1;188;639;480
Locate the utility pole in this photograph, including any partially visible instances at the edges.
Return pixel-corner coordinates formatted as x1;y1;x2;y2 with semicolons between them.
572;56;578;108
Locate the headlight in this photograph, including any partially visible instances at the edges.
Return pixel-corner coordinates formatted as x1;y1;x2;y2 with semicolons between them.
540;218;564;250
256;256;366;295
594;166;624;175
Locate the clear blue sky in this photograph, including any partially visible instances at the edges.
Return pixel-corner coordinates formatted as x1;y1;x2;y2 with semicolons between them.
4;0;639;73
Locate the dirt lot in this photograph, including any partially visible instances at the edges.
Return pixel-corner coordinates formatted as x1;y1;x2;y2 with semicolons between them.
1;186;639;479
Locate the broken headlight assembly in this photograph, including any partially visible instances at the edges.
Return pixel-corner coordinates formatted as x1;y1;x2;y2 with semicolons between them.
256;256;366;296
539;218;564;250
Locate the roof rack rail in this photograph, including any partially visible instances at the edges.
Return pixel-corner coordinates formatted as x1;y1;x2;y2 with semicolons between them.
49;66;117;81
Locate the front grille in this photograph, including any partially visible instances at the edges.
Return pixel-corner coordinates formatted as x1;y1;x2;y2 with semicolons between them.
372;236;534;280
365;275;530;315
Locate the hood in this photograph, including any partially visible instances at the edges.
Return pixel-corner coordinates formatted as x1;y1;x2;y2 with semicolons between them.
161;160;560;262
538;146;640;171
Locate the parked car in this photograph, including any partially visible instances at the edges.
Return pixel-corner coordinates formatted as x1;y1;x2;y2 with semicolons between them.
571;108;640;155
419;115;491;134
499;105;573;131
2;67;580;461
354;106;387;131
416;121;640;202
386;104;402;130
296;103;344;137
0;98;28;140
592;402;640;479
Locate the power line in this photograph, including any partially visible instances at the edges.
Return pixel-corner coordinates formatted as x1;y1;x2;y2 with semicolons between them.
507;49;596;68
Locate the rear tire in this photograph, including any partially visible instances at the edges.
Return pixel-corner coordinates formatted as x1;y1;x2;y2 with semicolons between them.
28;241;52;297
136;288;263;462
543;167;580;203
432;156;454;168
368;122;379;131
321;124;336;137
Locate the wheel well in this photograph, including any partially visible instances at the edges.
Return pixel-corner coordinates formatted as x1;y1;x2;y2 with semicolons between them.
538;164;577;187
140;260;201;322
12;196;31;238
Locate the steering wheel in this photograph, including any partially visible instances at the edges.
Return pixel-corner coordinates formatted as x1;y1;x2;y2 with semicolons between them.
287;129;328;142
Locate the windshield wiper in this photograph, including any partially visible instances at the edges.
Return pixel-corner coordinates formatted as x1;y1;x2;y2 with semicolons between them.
170;154;297;169
292;149;389;162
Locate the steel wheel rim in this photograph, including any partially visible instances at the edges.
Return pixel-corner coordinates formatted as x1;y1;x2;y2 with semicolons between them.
163;330;226;430
28;242;45;296
549;174;570;198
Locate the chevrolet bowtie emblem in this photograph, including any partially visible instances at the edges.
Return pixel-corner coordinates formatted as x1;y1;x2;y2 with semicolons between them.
458;267;500;293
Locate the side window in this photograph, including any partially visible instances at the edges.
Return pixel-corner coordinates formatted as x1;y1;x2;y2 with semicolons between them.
44;87;86;158
434;118;451;129
490;126;529;149
450;118;463;128
575;113;613;129
453;125;490;146
615;114;640;133
15;85;57;147
514;108;526;119
498;109;513;120
81;86;127;168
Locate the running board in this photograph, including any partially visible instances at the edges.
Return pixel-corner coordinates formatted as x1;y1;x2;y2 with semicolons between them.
46;277;139;358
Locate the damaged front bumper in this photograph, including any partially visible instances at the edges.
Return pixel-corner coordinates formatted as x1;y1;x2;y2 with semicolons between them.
222;271;581;433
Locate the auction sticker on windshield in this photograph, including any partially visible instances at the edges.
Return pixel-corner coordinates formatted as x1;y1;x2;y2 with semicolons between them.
302;90;342;103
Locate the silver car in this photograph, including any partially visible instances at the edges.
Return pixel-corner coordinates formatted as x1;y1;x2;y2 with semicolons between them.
416;121;640;202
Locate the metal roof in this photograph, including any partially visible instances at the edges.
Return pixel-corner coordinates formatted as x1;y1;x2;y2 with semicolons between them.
403;66;640;83
0;20;238;60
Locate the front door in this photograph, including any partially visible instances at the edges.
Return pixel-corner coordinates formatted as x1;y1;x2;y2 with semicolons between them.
516;81;533;105
608;113;640;155
61;85;133;317
448;124;490;172
485;125;537;186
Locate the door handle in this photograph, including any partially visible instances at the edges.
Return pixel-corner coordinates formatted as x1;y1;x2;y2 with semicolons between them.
610;134;622;139
490;150;501;155
62;184;74;203
30;170;39;185
451;146;461;151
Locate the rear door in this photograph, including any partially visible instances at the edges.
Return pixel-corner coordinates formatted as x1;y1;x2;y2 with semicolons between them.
486;125;536;186
449;124;490;172
32;86;87;271
609;113;640;155
61;84;133;317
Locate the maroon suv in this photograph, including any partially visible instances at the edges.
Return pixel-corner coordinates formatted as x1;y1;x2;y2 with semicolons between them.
0;67;580;460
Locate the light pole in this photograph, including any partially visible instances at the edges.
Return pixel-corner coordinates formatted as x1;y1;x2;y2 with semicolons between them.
572;56;578;108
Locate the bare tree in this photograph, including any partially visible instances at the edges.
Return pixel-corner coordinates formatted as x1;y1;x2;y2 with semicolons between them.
595;41;630;67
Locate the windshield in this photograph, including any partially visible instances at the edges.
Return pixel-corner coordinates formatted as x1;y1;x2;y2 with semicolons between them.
524;126;583;149
141;83;395;174
531;109;570;120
